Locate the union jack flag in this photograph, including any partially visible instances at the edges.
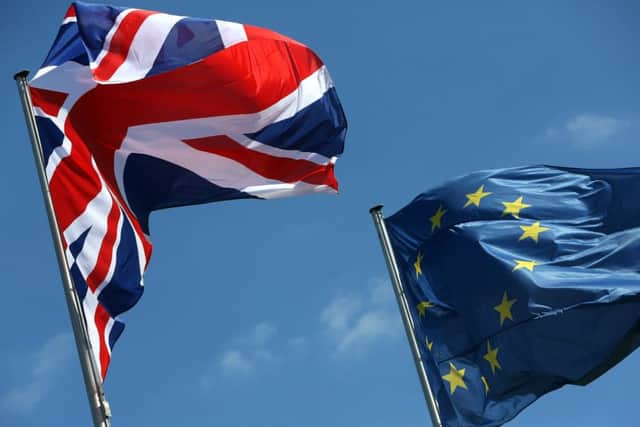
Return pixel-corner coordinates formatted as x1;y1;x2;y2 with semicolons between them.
29;2;347;380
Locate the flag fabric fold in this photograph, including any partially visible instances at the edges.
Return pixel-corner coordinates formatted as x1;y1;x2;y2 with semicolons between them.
30;1;347;379
385;165;640;427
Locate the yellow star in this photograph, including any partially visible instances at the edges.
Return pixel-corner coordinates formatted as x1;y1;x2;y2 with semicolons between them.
494;291;516;326
464;185;492;208
483;341;502;374
417;301;433;317
425;337;433;352
481;376;490;394
414;252;424;279
442;362;468;394
429;205;447;232
513;259;539;272
519;221;549;243
501;196;531;219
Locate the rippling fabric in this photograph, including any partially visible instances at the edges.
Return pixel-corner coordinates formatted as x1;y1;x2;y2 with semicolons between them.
386;165;640;427
30;1;346;380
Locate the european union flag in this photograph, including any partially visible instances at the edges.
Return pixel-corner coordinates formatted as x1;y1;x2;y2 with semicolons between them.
385;165;640;427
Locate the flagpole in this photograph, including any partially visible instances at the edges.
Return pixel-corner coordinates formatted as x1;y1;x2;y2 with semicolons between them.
14;70;112;427
369;205;443;427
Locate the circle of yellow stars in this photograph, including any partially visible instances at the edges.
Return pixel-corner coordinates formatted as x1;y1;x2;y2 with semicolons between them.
430;182;552;397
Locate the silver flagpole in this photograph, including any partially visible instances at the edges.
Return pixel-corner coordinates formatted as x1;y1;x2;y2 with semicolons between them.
369;205;443;427
14;70;112;427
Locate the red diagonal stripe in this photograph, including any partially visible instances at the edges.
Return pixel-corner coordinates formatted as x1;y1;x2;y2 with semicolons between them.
49;131;102;234
94;303;111;379
93;9;156;82
49;120;153;261
245;24;305;47
183;135;338;190
85;202;121;292
64;123;153;261
30;87;68;117
64;5;76;19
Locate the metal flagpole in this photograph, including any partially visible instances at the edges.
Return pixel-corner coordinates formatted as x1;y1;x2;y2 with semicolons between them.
14;70;112;427
369;205;443;427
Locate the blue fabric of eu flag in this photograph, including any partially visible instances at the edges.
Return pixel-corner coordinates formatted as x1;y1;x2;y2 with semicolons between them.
385;165;640;427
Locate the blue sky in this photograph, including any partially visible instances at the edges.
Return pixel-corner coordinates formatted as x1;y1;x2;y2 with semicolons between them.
1;1;639;426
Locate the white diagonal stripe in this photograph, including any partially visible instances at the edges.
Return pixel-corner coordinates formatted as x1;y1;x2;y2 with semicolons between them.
63;184;113;282
216;20;247;48
107;13;184;83
91;9;136;70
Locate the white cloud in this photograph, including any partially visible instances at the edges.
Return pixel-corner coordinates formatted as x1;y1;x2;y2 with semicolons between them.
203;322;279;387
370;277;396;306
566;114;626;146
237;322;277;347
545;114;629;148
320;296;362;333
321;277;401;357
336;310;398;354
219;350;253;376
202;278;403;388
1;332;73;413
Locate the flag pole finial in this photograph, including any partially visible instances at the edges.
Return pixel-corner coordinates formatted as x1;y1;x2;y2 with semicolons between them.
369;204;384;214
13;70;29;80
